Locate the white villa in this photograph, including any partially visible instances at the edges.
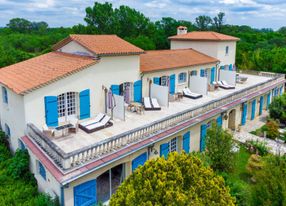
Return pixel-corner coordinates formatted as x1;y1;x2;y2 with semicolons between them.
0;27;284;206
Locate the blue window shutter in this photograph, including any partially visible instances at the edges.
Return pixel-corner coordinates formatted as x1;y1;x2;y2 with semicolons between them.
251;99;256;120
39;162;46;180
153;77;160;85
216;115;223;127
267;93;271;110
221;66;225;70
74;180;97;206
211;67;216;84
133;80;142;103
183;131;190;153
259;96;264;115
79;89;90;120
241;103;248;125
111;85;120;95
229;64;233;71
44;96;58;127
160;143;169;159
132;152;147;172
200;124;207;152
200;69;204;77
280;86;283;96
169;74;176;95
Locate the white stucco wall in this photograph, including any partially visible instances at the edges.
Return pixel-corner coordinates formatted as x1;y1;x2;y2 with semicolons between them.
58;41;94;56
170;40;237;67
23;55;140;130
0;85;25;152
142;63;217;97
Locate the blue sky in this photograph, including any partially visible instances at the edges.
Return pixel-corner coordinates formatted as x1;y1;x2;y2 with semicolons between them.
0;0;286;30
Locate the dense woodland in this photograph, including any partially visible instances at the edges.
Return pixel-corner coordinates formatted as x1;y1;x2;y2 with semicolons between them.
0;1;286;73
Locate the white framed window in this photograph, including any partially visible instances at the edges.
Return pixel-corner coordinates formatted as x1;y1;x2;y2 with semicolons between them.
161;76;169;86
57;92;77;119
190;70;197;76
2;86;8;104
4;123;10;138
178;72;187;83
169;137;177;152
225;46;229;55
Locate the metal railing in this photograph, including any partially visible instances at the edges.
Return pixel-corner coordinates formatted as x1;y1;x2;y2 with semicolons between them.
26;71;285;171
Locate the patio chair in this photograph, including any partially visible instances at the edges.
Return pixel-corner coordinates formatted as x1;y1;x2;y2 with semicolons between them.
182;88;203;99
79;114;113;133
69;117;79;133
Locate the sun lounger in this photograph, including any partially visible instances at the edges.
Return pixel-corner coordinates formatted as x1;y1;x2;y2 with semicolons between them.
143;97;161;111
79;113;105;127
182;88;203;99
79;114;113;133
217;81;235;90
221;80;235;89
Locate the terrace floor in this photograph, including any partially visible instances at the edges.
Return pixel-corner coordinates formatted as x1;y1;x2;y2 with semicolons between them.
52;74;272;153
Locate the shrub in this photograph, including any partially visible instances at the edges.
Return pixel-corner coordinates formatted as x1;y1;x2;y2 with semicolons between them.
247;140;269;156
6;149;30;180
33;194;60;206
265;119;280;140
205;122;235;172
269;93;286;124
110;152;235;206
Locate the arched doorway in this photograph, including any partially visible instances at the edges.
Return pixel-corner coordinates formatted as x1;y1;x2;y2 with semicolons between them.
228;109;236;130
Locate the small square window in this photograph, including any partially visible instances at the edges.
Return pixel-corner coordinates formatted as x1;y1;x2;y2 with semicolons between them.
178;72;187;83
225;46;229;55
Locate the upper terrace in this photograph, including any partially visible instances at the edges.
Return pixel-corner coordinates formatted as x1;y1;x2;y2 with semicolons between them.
26;71;285;171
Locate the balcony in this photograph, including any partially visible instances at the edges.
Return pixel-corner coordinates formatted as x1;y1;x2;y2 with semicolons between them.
25;71;285;171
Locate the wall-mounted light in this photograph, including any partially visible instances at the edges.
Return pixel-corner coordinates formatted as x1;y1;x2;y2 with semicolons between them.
148;144;158;155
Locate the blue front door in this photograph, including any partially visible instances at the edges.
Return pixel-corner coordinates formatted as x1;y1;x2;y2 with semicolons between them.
200;124;207;152
241;103;248;125
133;80;142;103
169;74;175;95
132;152;147;172
182;131;190;153
259;96;264;115
251;99;256;120
74;180;97;206
267;93;271;109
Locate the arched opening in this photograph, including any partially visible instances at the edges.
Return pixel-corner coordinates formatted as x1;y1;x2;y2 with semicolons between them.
228;109;236;130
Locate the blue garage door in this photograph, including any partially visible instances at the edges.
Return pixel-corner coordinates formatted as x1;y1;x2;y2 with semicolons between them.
74;180;96;206
267;93;271;109
216;115;223;127
132;152;147;172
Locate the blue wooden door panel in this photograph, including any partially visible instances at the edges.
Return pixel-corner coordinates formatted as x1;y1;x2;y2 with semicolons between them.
160;143;169;159
74;180;96;206
229;64;233;71
200;69;204;77
251;99;256;120
216;115;223;127
169;74;176;95
44;96;58;127
79;89;90;120
132;152;147;171
259;96;264;115
211;67;215;84
183;131;190;153
267;93;271;109
241;103;247;125
111;85;120;95
133;80;142;103
200;124;207;152
153;77;160;85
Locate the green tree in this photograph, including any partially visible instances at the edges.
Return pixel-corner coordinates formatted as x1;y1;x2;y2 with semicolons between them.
213;12;225;32
7;18;32;33
195;15;212;31
205;123;235;172
251;155;286;206
125;35;155;50
269;93;286;124
110;152;235;206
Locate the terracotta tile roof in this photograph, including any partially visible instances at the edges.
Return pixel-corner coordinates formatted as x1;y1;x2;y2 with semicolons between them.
0;52;97;95
140;49;219;72
169;31;240;41
53;34;144;56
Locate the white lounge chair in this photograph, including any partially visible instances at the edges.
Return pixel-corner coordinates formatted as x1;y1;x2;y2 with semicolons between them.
79;113;105;127
143;97;161;111
182;88;202;99
79;114;113;133
221;80;235;89
217;81;235;90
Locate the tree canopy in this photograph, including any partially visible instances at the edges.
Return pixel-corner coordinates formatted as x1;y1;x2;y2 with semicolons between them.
110;152;235;206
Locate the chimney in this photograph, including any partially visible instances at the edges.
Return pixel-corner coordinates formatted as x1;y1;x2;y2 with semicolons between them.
177;26;187;35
